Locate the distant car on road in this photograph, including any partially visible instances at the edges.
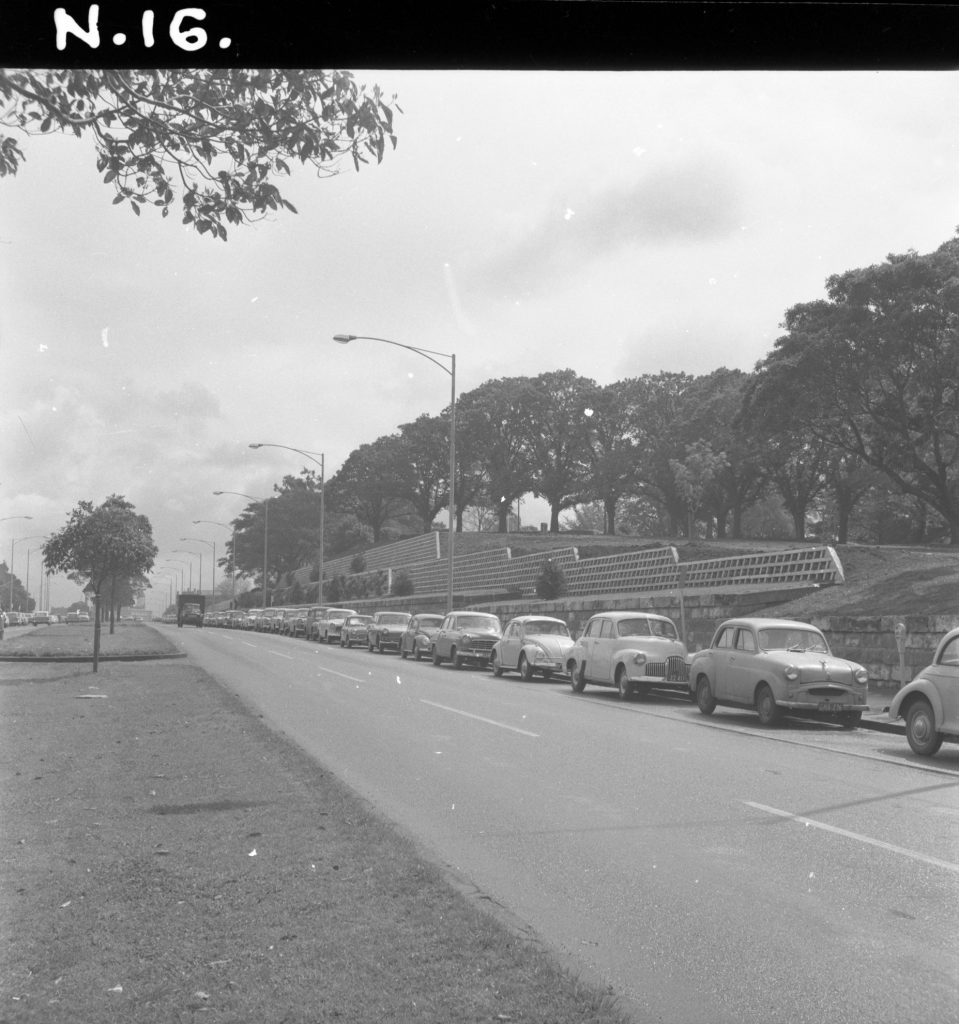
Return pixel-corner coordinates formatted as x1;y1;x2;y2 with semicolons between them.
567;611;688;699
690;617;869;728
30;611;53;626
432;611;502;669
340;614;374;648
367;611;412;653
399;613;444;660
888;627;959;756
491;615;574;680
65;610;91;623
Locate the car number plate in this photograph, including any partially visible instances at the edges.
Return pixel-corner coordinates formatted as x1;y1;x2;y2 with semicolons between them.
818;701;847;711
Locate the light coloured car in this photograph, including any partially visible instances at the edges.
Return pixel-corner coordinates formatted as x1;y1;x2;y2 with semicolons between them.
399;613;444;660
491;615;574;680
316;607;357;644
367;611;412;653
888;627;959;756
30;611;53;626
567;611;688;698
432;611;502;669
690;617;869;728
340;614;374;648
304;606;329;641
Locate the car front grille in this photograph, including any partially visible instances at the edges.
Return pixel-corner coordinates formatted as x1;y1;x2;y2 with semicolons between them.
644;656;689;681
465;638;497;654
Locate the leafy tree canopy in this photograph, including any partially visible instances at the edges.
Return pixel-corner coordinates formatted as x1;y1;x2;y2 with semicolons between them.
43;494;157;596
0;69;400;239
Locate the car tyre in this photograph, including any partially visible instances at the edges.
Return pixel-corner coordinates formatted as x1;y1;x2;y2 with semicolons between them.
519;654;534;681
432;646;442;666
451;646;464;670
570;661;587;693
756;683;783;726
615;664;632;700
400;646;408;660
905;699;943;757
414;646;423;662
491;652;504;677
696;676;716;715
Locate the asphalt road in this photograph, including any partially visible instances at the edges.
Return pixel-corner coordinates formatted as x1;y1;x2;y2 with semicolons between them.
168;624;959;1024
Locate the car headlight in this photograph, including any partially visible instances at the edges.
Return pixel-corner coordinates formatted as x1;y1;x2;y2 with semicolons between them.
785;666;799;682
854;667;868;684
531;646;546;662
631;652;647;666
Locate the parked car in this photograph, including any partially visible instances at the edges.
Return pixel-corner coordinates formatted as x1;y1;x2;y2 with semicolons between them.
285;607;309;638
689;617;869;728
367;611;412;653
340;614;374;648
30;611;53;626
567;611;688;698
399;613;444;660
304;606;329;641
65;610;90;624
254;608;281;632
491;615;575;680
270;608;295;634
316;607;357;645
240;609;259;630
888;627;959;756
432;611;502;669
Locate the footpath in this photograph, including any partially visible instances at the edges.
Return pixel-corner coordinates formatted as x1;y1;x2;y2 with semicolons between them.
0;625;632;1024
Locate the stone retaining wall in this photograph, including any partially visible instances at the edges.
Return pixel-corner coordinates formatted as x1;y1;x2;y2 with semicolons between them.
807;615;959;687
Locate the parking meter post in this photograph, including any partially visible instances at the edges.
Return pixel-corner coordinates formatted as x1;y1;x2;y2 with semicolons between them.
894;620;907;689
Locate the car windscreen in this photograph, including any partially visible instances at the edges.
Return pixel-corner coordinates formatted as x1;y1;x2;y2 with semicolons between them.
456;615;500;631
379;614;410;624
617;618;677;640
758;627;829;653
416;616;443;628
525;620;570;636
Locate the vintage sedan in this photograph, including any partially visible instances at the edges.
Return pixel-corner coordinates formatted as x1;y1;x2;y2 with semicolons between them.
399;613;444;660
567;611;688;698
316;607;357;644
367;611;412;653
690;617;869;728
888;627;959;756
491;615;574;680
340;614;374;648
432;611;502;669
304;606;329;641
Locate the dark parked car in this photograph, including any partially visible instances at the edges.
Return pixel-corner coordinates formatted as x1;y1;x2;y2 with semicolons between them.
432;611;502;669
399;614;444;660
340;614;374;647
367;611;412;653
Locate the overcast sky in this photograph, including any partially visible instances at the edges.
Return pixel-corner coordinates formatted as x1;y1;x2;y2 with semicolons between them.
2;69;957;612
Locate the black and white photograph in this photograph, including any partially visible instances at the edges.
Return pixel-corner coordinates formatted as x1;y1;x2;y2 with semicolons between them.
1;5;958;1023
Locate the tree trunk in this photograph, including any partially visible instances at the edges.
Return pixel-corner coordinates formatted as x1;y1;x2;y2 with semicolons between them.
549;505;561;532
604;496;618;535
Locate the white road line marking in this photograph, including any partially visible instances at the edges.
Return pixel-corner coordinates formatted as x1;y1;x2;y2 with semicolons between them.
321;667;364;682
744;801;959;873
420;700;539;737
268;650;294;660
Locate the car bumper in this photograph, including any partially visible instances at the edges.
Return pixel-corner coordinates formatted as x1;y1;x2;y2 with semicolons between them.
778;700;870;713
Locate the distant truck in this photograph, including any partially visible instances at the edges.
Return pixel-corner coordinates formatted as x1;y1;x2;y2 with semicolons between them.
177;593;206;628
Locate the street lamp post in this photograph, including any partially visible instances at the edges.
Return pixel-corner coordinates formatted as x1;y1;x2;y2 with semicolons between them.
193;521;236;606
3;516;34;611
180;537;216;604
248;444;325;605
173;550;199;591
214;491;270;609
333;333;456;612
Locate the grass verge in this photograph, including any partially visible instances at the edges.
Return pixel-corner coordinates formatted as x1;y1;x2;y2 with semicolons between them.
0;656;632;1023
0;622;181;659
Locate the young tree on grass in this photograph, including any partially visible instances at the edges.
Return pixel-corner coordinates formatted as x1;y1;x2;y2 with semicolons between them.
43;495;157;669
0;69;400;239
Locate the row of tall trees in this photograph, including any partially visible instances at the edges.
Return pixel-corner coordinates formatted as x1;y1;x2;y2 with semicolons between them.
221;236;958;585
